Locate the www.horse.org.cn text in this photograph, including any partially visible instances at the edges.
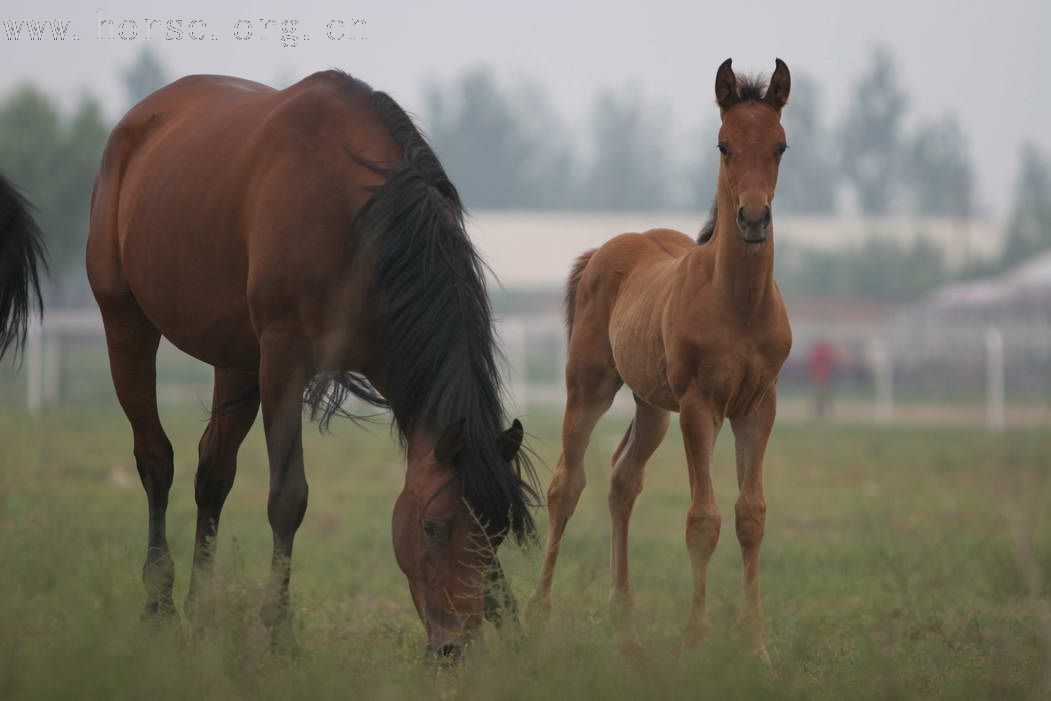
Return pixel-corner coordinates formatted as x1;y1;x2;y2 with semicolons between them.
0;13;367;48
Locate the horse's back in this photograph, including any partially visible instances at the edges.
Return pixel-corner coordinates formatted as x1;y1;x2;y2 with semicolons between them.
87;71;399;369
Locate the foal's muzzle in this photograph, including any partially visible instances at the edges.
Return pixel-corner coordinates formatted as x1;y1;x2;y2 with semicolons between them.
736;204;771;243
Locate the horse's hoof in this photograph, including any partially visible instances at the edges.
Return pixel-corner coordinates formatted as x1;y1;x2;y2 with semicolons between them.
262;609;301;656
268;626;302;657
141;599;179;624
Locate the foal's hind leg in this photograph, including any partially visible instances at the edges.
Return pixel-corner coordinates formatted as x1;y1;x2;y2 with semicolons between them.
609;397;669;635
730;388;776;663
101;304;176;619
527;352;621;619
185;368;260;620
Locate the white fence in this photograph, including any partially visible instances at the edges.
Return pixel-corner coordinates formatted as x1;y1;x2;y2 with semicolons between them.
18;309;1048;430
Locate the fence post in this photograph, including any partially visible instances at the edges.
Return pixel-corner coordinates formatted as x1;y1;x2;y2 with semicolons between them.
26;315;43;415
985;326;1006;432
868;337;894;424
499;319;528;414
43;327;62;405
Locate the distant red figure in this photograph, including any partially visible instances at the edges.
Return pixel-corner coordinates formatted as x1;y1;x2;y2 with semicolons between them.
809;340;836;418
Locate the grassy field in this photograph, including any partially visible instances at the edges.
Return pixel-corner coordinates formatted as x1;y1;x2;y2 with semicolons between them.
2;403;1050;700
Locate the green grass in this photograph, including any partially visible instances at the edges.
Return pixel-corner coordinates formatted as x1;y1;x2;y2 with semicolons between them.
2;404;1050;699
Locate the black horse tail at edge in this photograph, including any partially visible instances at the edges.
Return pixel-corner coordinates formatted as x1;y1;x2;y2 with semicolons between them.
0;174;48;361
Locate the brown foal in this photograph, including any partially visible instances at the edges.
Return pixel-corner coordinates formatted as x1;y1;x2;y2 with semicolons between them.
527;59;793;659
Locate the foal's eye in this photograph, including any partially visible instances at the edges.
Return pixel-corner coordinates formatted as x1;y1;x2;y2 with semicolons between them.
717;143;729;157
776;143;788;159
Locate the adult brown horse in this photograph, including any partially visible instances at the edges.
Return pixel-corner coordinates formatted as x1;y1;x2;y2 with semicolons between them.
86;71;537;658
527;59;793;661
0;174;48;360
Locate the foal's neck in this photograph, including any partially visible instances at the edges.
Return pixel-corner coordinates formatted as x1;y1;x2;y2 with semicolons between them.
707;186;776;316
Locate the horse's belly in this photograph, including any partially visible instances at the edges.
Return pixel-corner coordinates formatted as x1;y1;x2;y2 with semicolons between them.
120;220;259;369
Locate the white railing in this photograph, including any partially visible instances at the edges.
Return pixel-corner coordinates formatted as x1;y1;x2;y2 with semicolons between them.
17;308;1040;430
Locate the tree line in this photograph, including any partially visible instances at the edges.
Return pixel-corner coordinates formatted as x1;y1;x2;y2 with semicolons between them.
0;48;1049;304
426;48;976;218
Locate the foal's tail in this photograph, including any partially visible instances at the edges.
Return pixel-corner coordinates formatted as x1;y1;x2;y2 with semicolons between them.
564;249;595;339
0;174;47;361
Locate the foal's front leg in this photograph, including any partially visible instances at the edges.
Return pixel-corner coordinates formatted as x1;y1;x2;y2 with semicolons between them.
678;392;724;650
730;388;776;664
257;340;309;652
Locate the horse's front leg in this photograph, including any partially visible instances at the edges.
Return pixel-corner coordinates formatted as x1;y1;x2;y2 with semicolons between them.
678;390;724;651
257;336;310;653
730;387;776;665
185;368;260;622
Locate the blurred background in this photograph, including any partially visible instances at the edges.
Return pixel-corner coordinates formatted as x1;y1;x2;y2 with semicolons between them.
4;4;1051;698
2;0;1051;427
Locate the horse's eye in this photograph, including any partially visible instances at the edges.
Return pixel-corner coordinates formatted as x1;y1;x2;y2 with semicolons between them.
423;521;449;543
717;143;729;157
776;143;788;158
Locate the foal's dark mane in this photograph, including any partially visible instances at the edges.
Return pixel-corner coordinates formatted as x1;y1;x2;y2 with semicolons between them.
697;73;769;245
697;201;718;244
731;73;770;104
303;72;537;542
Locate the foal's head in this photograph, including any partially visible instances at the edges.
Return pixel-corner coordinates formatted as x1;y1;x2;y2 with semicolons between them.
392;418;526;661
714;58;791;243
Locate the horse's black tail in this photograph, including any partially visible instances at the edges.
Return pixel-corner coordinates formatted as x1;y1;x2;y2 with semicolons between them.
0;174;48;361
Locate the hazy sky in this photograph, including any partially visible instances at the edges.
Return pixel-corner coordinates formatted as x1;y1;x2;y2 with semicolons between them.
2;0;1049;218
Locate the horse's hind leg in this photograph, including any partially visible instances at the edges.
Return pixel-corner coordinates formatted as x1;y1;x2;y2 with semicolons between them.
730;388;776;664
527;346;621;619
185;368;259;620
608;397;669;640
256;337;309;652
100;301;176;619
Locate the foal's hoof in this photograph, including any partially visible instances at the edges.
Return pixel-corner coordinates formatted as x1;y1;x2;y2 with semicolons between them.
523;592;551;625
753;640;773;671
615;624;645;663
679;622;710;655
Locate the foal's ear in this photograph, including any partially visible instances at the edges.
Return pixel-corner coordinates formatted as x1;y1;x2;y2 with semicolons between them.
496;419;524;462
765;58;791;113
434;419;467;463
715;58;738;114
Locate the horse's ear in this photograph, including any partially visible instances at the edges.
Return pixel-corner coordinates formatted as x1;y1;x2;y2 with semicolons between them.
715;58;738;114
765;58;791;113
434;419;466;463
497;419;524;462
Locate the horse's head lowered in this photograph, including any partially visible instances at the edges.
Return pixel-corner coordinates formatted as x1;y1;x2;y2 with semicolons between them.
392;418;526;660
714;58;791;244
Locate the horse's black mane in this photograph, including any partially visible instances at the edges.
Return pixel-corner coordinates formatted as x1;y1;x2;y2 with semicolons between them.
303;72;537;543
